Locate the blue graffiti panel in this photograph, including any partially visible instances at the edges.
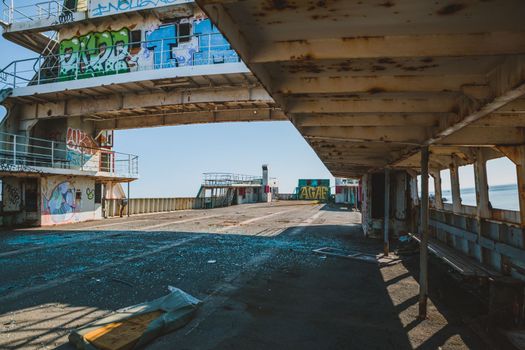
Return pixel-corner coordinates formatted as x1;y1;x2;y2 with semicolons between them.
193;19;238;65
145;24;178;68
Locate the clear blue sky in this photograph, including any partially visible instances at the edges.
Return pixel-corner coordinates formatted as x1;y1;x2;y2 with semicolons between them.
0;6;518;197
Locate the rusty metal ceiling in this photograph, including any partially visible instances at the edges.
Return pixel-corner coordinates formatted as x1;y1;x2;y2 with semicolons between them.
195;0;525;177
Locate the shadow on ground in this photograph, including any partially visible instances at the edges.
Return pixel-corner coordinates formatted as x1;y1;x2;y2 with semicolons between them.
0;222;487;349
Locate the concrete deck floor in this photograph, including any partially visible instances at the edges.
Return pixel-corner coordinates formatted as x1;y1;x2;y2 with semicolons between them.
0;202;488;349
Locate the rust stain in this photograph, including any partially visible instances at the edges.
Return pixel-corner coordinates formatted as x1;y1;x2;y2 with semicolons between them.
264;0;298;11
437;3;466;15
368;87;386;94
377;57;396;65
379;1;395;7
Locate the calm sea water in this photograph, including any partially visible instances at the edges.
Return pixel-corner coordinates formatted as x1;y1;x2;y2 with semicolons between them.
440;184;519;211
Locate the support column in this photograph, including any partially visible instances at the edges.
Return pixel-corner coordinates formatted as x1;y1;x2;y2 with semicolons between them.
474;148;490;263
496;146;525;249
431;170;444;210
450;157;462;214
419;146;430;319
384;168;391;256
127;182;130;217
474;148;491;219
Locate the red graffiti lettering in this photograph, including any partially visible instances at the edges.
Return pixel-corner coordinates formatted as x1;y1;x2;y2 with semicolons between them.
66;128;99;155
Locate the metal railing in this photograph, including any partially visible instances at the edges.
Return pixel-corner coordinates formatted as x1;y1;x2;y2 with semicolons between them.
203;173;263;187
0;131;138;178
0;33;240;90
1;0;72;24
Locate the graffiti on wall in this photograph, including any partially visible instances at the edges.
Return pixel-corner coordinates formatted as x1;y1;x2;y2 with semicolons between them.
90;0;183;17
297;179;330;201
86;188;95;200
59;28;144;80
4;183;21;207
58;16;238;81
66;128;99;167
42;182;77;223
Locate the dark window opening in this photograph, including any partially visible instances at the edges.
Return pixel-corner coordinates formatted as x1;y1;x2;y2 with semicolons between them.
179;23;191;43
24;179;38;212
0;179;3;211
95;183;102;204
130;30;142;49
371;173;385;219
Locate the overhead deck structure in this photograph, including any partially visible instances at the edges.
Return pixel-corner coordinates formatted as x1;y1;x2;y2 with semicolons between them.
0;0;286;135
194;0;525;177
195;0;525;319
0;0;286;227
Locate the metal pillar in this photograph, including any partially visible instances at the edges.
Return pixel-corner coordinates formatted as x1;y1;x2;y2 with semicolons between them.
450;157;462;214
384;168;390;256
432;171;444;210
419;146;430;319
127;182;130;217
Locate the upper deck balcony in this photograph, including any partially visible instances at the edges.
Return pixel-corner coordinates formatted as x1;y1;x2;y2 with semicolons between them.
0;1;195;52
0;130;138;181
0;31;252;101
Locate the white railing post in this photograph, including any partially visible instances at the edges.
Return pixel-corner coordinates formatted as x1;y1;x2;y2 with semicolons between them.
81;148;84;170
12;134;16;165
207;34;211;64
128;154;131;175
13;61;17;87
160;39;164;69
37;57;42;85
51;141;54;167
9;0;14;23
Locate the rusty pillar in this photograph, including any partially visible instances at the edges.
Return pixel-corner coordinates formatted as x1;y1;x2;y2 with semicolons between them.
432;170;444;210
450;157;462;214
474;148;490;263
419;146;430;319
384;168;390;256
474;148;491;218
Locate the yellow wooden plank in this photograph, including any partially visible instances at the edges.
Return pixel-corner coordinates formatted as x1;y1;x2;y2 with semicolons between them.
84;310;164;350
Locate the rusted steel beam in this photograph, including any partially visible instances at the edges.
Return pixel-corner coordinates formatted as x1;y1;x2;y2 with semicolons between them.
419;146;430;320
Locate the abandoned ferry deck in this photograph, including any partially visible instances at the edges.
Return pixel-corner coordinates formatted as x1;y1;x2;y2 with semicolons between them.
0;202;485;349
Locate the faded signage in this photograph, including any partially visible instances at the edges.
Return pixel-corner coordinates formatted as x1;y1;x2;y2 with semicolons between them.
297;179;330;201
89;0;193;18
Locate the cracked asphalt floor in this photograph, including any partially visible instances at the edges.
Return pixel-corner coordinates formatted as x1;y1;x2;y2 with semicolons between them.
0;201;485;349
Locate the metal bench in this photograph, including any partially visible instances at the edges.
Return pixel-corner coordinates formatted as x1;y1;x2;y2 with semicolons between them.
410;233;501;278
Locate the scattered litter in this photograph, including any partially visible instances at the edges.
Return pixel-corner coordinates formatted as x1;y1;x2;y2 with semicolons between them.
505;329;525;350
110;278;134;288
313;247;403;267
69;288;201;350
207;260;217;264
396;235;420;256
319;255;327;259
92;278;101;283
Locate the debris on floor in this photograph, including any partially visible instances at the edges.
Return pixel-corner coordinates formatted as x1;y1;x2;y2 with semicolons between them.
505;329;525;350
396;235;420;256
69;287;201;350
312;247;402;267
